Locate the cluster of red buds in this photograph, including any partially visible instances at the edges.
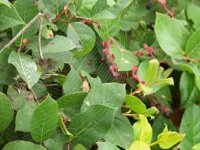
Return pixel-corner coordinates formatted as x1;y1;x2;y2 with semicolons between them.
134;43;155;58
102;39;120;78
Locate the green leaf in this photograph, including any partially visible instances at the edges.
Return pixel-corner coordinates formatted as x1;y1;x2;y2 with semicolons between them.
63;67;83;95
179;104;200;149
94;18;120;40
81;71;102;88
193;143;200;150
58;114;73;137
81;83;126;112
12;0;39;45
125;95;146;114
128;141;151;150
155;13;190;59
187;4;200;28
42;35;76;54
73;144;87;150
138;78;174;96
69;105;116;146
157;125;185;149
0;92;13;131
0;48;17;85
137;59;174;96
44;51;74;70
0;0;10;7
185;28;200;59
180;72;200;106
92;0;132;39
163;68;173;78
32;83;48;100
30;95;58;142
97;142;120;150
153;86;172;103
29;35;76;55
8;51;41;89
15;101;37;132
91;0;111;15
44;131;68;150
7;86;26;110
104;112;134;149
57;92;87;116
40;0;70;14
109;42;138;71
78;0;98;16
3;140;46;150
145;59;159;83
133;115;152;144
0;4;24;31
92;0;132;19
67;22;96;57
152;114;177;149
137;60;148;81
145;107;159;116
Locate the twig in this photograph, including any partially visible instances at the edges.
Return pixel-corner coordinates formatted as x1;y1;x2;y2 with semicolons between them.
129;88;142;96
0;12;42;53
123;113;138;117
149;140;160;147
31;89;40;104
68;142;70;150
38;13;44;59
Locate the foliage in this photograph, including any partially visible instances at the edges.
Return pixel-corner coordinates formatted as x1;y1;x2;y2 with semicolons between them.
0;0;199;150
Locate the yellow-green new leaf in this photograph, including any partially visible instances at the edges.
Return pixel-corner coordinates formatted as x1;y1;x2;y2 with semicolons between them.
193;143;200;150
133;115;152;144
157;126;185;149
128;141;151;150
145;59;159;83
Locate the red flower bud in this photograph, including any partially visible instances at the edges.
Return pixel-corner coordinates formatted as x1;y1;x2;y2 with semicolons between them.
112;64;118;70
147;46;155;55
132;65;138;74
109;53;115;62
140;81;146;85
134;50;144;56
97;24;102;29
101;57;105;62
164;106;169;112
112;71;120;77
143;43;149;49
103;48;110;55
102;41;110;47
